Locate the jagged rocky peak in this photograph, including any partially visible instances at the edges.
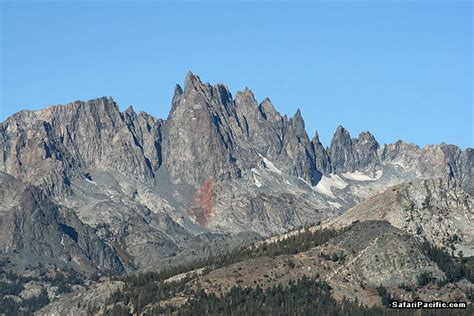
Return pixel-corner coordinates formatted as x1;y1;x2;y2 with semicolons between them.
183;71;205;93
235;86;256;103
357;130;378;146
1;71;471;197
277;112;320;184
331;125;353;148
328;125;356;173
312;130;321;143
353;130;380;172
234;87;259;120
258;97;280;121
328;126;381;173
124;104;136;117
164;72;325;186
290;108;305;131
312;131;332;174
380;140;473;194
164;72;243;186
181;71;234;109
0;96;159;195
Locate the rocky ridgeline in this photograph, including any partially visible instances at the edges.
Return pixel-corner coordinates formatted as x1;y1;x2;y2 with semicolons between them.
0;72;472;272
1;72;471;195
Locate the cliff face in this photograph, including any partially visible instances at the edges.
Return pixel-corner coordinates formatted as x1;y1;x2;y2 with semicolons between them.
0;97;159;196
0;172;124;274
1;73;471;197
0;72;472;272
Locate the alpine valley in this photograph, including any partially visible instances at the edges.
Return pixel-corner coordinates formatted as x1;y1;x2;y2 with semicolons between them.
0;73;472;315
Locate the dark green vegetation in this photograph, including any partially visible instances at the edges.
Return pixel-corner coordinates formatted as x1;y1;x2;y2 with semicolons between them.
107;277;473;316
421;241;474;283
4;223;474;315
116;225;347;284
99;226;347;314
105;276;192;315
172;277;473;316
99;224;472;315
0;289;50;316
0;258;84;315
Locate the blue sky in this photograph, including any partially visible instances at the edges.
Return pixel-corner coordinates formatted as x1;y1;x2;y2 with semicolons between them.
1;1;472;148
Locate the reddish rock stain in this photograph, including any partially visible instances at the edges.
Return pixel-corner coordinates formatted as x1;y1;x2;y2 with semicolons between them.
188;179;215;226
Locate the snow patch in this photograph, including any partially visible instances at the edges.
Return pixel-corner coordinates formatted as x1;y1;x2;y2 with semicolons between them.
60;235;65;247
262;157;282;175
85;178;97;185
388;161;408;168
341;170;383;181
251;168;262;177
328;201;342;208
314;175;347;198
254;175;262;187
298;177;311;187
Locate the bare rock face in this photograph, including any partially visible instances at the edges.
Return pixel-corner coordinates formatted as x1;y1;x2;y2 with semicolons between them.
328;126;380;174
327;178;474;256
0;72;472;275
312;132;332;174
0;97;159;196
0;172;124;274
381;141;473;195
278;110;321;185
164;73;243;186
164;73;322;187
122;106;164;173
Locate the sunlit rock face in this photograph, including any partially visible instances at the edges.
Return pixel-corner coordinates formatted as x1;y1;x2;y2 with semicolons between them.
0;72;472;271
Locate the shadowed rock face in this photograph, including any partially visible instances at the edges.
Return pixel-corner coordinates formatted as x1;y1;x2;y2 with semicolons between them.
0;172;124;274
312;132;332;175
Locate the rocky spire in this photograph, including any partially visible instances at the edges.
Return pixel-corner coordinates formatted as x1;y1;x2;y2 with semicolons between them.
312;131;332;174
354;131;380;172
291;109;305;132
328;126;381;173
328;126;356;173
258;98;279;121
184;71;204;93
279;109;321;185
164;72;242;185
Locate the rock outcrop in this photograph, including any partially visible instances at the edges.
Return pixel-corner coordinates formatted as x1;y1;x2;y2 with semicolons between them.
327;178;474;256
0;172;124;274
327;126;380;174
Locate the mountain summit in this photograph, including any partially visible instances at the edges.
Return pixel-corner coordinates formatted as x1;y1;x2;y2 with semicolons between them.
0;73;472;314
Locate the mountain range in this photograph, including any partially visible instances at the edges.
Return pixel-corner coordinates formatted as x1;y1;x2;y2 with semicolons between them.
0;73;472;315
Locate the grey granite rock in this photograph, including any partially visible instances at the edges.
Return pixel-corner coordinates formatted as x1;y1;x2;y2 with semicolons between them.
328;126;380;174
0;172;124;274
312;132;332;174
0;72;472;276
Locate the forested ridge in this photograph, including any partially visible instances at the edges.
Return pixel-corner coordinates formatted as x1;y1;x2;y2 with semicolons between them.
95;224;473;315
